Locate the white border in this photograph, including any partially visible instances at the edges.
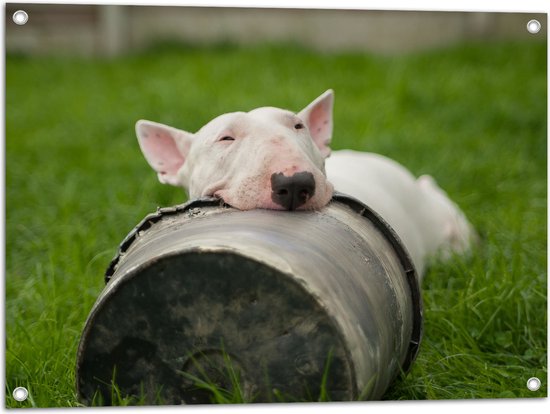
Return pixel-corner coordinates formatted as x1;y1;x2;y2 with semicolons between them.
1;1;548;414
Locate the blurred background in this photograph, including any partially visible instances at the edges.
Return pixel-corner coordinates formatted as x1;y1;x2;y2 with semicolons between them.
5;4;547;56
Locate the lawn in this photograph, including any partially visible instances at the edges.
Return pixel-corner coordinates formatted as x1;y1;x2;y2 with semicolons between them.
5;39;547;407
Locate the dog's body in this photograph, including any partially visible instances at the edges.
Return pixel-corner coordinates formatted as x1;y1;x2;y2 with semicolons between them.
136;90;475;277
325;150;473;275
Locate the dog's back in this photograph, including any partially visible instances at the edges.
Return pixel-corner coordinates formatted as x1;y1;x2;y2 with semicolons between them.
325;149;475;277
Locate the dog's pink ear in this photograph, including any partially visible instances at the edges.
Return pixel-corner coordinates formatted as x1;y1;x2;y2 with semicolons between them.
297;89;334;158
136;120;193;186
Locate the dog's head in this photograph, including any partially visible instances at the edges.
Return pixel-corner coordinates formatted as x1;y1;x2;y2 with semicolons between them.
136;90;335;210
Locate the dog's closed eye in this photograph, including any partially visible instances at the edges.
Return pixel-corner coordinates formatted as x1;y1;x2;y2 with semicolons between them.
219;136;235;142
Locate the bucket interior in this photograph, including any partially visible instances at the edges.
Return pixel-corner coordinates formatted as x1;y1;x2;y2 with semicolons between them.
77;250;354;404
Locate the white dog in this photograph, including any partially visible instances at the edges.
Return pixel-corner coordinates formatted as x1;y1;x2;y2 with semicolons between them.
136;90;475;276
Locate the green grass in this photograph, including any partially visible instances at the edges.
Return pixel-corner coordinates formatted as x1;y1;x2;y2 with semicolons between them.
5;39;547;407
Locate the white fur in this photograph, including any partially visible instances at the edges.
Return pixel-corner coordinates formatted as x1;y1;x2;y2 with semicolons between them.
136;90;475;277
325;150;475;275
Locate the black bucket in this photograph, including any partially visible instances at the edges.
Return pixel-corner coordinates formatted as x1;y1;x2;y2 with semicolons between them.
76;193;422;405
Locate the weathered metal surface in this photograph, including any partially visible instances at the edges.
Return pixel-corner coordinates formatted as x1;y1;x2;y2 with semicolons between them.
76;193;422;405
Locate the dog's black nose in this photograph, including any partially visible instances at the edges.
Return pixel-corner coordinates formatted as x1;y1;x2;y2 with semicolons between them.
271;172;316;210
